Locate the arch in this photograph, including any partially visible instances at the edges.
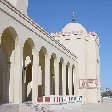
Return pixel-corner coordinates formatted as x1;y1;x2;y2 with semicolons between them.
23;38;35;49
60;57;64;64
1;26;18;39
22;38;35;102
66;61;70;95
50;53;57;95
23;38;35;62
39;46;47;54
72;64;75;95
72;64;75;69
59;57;64;95
0;26;18;104
51;52;57;59
38;46;47;96
67;61;70;67
1;26;19;55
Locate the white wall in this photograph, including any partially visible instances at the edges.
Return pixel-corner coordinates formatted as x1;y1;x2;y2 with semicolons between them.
7;0;28;15
54;32;101;103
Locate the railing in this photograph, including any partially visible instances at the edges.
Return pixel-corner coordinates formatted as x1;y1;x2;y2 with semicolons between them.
36;95;83;104
0;0;77;59
23;95;83;112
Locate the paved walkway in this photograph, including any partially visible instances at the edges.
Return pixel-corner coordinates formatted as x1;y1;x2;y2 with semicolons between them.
0;101;112;112
62;103;112;112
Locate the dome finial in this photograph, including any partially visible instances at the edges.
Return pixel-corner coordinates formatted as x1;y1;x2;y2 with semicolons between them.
72;10;75;23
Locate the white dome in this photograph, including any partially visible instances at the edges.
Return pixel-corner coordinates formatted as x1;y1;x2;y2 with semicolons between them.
62;22;86;33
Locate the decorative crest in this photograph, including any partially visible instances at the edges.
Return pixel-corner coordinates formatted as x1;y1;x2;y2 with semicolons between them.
72;10;75;22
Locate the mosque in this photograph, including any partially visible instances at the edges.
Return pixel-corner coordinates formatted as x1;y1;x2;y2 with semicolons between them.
0;0;101;105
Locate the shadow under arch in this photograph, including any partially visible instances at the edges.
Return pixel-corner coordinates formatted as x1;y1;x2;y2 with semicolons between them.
72;64;75;95
38;46;47;96
50;52;57;95
22;38;36;102
0;26;19;104
59;57;64;95
66;61;70;95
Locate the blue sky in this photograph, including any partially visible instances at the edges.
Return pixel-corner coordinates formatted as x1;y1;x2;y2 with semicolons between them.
28;0;112;90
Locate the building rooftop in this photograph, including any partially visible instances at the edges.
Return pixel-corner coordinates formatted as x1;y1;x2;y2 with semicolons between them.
62;22;87;33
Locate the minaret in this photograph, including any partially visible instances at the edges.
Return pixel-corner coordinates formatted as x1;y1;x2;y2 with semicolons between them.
7;0;28;15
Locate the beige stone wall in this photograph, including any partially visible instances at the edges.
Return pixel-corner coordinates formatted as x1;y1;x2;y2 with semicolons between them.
0;0;101;105
85;36;98;103
0;0;78;104
55;35;87;102
7;0;28;15
53;28;101;104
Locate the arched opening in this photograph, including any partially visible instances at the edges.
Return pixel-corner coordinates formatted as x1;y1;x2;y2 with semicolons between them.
59;58;64;95
22;38;34;102
38;46;47;97
72;65;75;95
66;64;69;95
0;27;17;104
50;53;56;95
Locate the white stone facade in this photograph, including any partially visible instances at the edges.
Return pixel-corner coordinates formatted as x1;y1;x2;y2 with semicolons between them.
52;22;101;103
0;0;101;104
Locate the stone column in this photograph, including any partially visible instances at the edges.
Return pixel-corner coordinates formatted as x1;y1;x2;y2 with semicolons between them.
14;41;23;104
45;54;50;96
62;62;66;96
9;50;15;103
73;65;78;96
73;67;76;96
54;59;59;95
32;49;38;102
38;66;42;85
68;65;72;95
74;61;79;96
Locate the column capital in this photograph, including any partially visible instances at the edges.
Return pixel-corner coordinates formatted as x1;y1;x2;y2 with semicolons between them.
62;62;66;96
